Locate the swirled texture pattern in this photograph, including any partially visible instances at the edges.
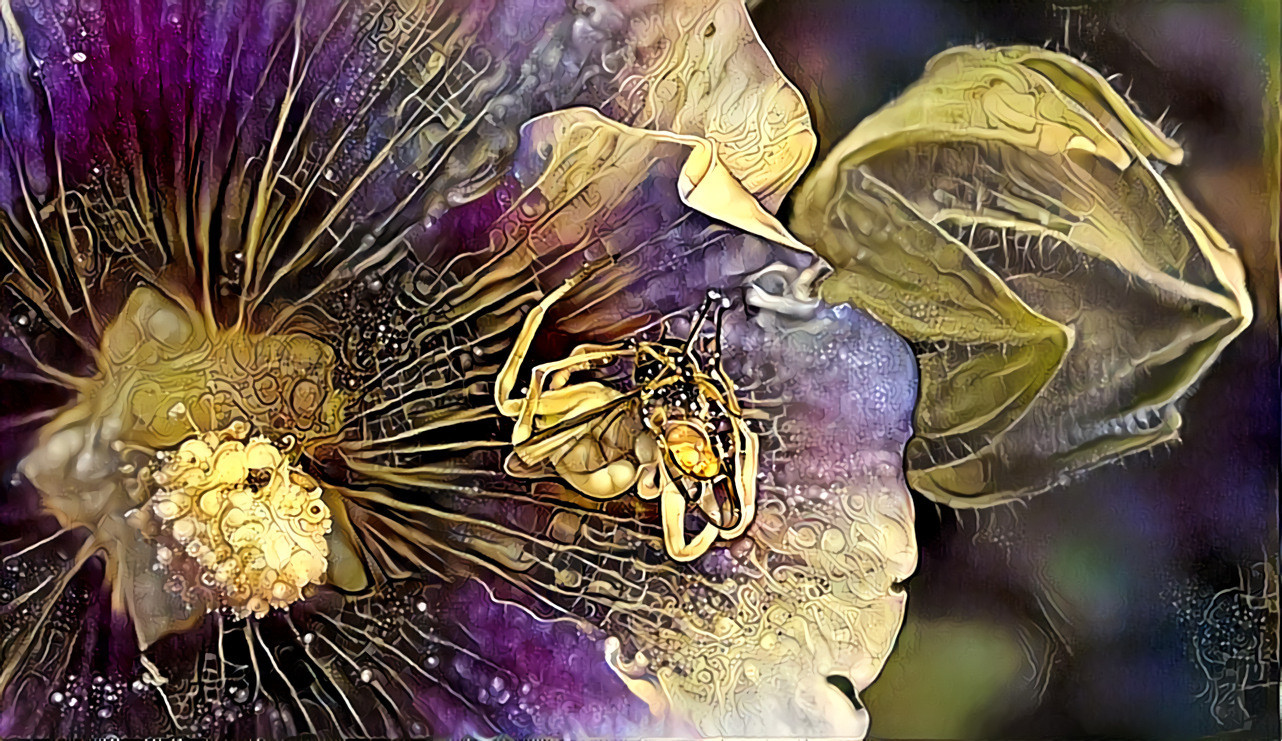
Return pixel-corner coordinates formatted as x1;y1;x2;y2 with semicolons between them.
0;0;919;738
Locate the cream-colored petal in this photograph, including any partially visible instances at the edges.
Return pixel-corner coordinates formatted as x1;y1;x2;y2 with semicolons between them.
520;107;812;256
793;44;1252;505
608;0;816;211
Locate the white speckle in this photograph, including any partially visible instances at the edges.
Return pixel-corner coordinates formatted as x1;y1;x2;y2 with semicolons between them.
71;51;87;63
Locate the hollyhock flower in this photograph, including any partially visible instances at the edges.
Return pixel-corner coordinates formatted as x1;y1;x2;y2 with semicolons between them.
791;45;1252;506
0;0;917;738
1;0;1246;736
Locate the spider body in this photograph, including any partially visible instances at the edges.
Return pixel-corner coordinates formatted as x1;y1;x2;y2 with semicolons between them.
494;265;759;561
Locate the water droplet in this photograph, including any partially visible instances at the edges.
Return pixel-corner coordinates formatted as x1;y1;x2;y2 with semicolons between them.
50;691;64;704
359;669;373;683
71;51;87;63
302;632;314;645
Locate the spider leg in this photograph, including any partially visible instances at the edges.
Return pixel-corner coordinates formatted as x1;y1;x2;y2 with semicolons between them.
547;342;632;390
682;290;719;356
514;351;633;444
694;479;729;529
494;258;612;416
717;420;758;540
658;466;719;561
635;459;662;501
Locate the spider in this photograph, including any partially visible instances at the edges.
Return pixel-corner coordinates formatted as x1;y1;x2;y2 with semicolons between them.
494;264;759;562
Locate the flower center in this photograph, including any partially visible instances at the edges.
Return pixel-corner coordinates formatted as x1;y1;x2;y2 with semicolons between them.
22;286;349;533
143;421;332;618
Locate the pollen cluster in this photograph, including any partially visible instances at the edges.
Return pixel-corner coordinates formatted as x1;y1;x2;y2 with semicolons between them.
146;422;332;618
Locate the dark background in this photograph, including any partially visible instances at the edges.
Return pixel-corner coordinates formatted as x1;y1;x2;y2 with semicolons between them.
751;1;1280;738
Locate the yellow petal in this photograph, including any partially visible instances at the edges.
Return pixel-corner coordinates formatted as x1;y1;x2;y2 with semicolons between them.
610;0;816;211
793;45;1250;505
